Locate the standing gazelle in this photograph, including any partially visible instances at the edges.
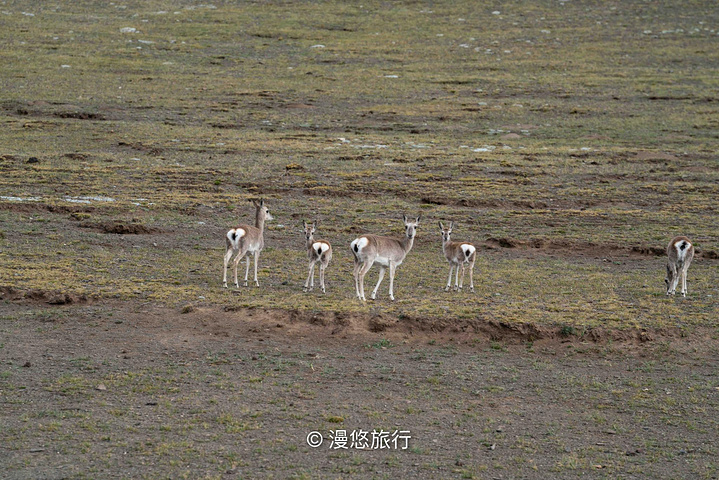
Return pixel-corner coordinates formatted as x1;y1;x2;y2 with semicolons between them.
665;235;694;297
303;220;332;293
439;221;476;292
223;199;273;289
351;214;421;301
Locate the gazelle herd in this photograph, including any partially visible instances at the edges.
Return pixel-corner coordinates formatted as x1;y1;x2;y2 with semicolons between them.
223;199;696;300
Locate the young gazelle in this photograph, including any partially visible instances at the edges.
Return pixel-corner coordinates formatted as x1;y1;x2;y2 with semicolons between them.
223;199;273;289
303;220;332;293
439;221;476;292
350;214;421;301
665;235;694;297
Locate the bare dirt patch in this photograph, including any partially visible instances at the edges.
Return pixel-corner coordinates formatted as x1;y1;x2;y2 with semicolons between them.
0;287;91;306
1;298;717;479
2;1;719;478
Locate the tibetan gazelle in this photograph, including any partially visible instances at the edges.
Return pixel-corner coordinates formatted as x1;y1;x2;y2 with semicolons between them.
350;215;421;301
665;235;694;297
439;221;476;292
223;199;273;288
303;220;332;293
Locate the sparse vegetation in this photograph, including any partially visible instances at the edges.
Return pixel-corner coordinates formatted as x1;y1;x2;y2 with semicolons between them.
0;0;717;334
1;0;718;478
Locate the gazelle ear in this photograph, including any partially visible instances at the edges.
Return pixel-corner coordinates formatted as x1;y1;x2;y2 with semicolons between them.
403;214;408;223
415;214;422;224
251;199;259;207
259;198;265;206
438;221;444;231
303;220;308;229
449;221;454;230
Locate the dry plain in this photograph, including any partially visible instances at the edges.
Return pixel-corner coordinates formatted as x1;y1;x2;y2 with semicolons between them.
1;1;719;478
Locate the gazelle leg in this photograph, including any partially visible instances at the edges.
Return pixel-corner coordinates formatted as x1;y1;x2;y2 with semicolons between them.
232;251;246;288
371;266;386;300
242;255;251;287
311;264;315;289
458;264;465;290
388;263;397;301
681;268;688;296
455;264;460;290
253;251;260;286
445;265;453;291
353;260;362;299
468;259;475;293
319;264;326;293
223;248;234;288
309;262;315;290
358;262;373;301
304;261;315;292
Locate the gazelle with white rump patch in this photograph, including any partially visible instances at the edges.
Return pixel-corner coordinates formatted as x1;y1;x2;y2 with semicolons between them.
351;214;421;301
303;220;332;293
665;235;694;297
223;199;273;289
439;221;476;292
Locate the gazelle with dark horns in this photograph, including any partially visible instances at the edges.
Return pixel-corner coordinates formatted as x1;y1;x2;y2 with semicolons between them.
303;220;332;293
439;221;476;292
350;215;421;301
223;199;273;289
665;236;694;297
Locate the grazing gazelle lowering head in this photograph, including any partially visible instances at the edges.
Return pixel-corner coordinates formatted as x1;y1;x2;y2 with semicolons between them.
350;214;421;301
303;219;333;294
223;199;273;289
665;235;694;297
439;221;476;292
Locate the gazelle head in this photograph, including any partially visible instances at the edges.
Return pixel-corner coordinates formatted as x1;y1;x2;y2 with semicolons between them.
252;199;273;222
439;221;454;243
303;220;316;241
402;214;421;240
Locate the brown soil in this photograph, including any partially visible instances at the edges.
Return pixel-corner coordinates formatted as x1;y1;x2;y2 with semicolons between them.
2;291;718;479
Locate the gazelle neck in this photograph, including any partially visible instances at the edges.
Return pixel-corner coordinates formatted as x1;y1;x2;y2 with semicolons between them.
401;234;415;254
